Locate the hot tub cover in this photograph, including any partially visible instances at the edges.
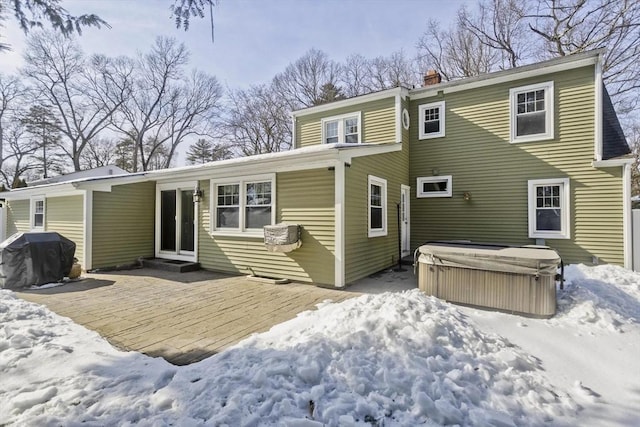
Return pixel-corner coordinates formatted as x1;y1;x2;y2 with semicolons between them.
0;232;76;289
417;242;560;276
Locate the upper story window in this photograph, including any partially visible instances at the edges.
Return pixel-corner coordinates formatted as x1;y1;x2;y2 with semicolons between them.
368;175;387;238
30;197;45;230
527;178;570;239
321;112;361;144
211;174;275;236
510;81;554;143
418;101;445;139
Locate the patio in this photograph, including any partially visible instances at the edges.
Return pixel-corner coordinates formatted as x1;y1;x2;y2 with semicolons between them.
15;267;416;365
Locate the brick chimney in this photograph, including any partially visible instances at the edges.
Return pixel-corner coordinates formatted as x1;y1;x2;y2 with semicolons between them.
423;70;442;86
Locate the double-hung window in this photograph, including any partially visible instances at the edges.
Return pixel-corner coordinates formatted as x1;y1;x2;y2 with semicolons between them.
321;112;361;144
31;197;45;230
418;101;445;139
212;174;275;235
527;178;570;239
368;175;387;238
510;81;554;142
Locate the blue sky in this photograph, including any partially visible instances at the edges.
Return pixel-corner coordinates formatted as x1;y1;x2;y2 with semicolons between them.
0;0;467;88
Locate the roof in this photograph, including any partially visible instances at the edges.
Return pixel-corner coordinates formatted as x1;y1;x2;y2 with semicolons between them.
28;165;129;186
0;143;401;199
602;86;630;160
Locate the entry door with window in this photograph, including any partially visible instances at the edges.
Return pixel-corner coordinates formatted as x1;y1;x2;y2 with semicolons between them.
401;185;411;256
157;182;197;261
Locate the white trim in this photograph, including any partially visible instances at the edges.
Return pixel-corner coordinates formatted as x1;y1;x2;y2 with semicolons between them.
410;52;600;100
418;101;446;140
527;178;570;239
623;164;632;269
155;181;199;262
30;196;46;231
291;113;297;149
210;173;276;237
510;81;555;143
334;162;345;288
292;87;403;117
368;175;387;238
417;175;452;198
83;190;93;270
402;108;410;131
401;184;411;257
394;94;402;143
593;158;634;167
321;111;362;144
594;55;603;161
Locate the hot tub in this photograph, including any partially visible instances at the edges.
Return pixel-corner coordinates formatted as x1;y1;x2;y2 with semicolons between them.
416;241;561;317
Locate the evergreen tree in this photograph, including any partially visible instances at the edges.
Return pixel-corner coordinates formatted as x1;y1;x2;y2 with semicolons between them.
185;138;231;164
21;105;64;179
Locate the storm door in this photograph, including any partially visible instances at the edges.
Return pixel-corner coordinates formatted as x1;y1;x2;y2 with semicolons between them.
157;182;198;261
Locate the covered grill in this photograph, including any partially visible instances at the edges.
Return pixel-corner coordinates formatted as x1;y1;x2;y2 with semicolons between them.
0;232;76;289
416;241;561;317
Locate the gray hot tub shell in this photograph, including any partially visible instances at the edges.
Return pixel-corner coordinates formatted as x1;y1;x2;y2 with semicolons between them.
416;242;561;317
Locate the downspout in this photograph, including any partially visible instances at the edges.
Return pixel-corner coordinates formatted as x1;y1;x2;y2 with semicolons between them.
623;163;632;269
594;54;603;161
83;189;93;270
334;161;345;287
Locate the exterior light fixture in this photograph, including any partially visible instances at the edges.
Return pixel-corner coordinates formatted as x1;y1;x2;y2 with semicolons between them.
193;187;203;203
463;191;472;201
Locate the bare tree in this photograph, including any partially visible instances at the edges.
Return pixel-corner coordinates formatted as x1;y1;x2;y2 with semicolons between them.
340;54;372;97
80;137;117;169
527;0;640;112
273;48;342;109
113;37;222;171
22;31;132;171
0;121;38;188
225;83;291;156
417;19;499;81
21;104;64;178
0;73;26;176
458;0;530;69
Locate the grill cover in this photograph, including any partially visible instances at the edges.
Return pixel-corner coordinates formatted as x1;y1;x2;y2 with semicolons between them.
0;232;76;289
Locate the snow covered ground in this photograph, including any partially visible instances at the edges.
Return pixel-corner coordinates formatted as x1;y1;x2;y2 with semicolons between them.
1;264;638;426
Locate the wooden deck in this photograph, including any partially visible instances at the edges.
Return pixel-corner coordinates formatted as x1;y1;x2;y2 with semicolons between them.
15;268;359;365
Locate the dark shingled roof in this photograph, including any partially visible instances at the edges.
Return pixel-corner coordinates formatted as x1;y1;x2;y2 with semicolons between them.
602;86;630;160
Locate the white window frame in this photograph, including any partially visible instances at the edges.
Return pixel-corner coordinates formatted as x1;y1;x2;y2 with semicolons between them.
368;175;387;238
528;178;570;239
321;112;362;144
510;81;554;143
210;173;276;237
418;101;445;140
30;197;45;230
416;175;452;198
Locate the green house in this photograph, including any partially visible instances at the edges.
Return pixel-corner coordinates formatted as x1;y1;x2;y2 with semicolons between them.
0;50;631;287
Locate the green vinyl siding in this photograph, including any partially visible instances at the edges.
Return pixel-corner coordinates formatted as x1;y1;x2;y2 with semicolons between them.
46;196;84;267
199;169;335;285
296;96;397;148
92;181;155;268
6;199;29;236
345;142;410;283
409;65;625;265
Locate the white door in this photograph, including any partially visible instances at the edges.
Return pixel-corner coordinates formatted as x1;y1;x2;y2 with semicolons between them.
401;185;410;257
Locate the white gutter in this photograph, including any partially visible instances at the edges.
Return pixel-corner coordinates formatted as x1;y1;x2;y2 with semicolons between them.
292;87;403;117
594;53;604;161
